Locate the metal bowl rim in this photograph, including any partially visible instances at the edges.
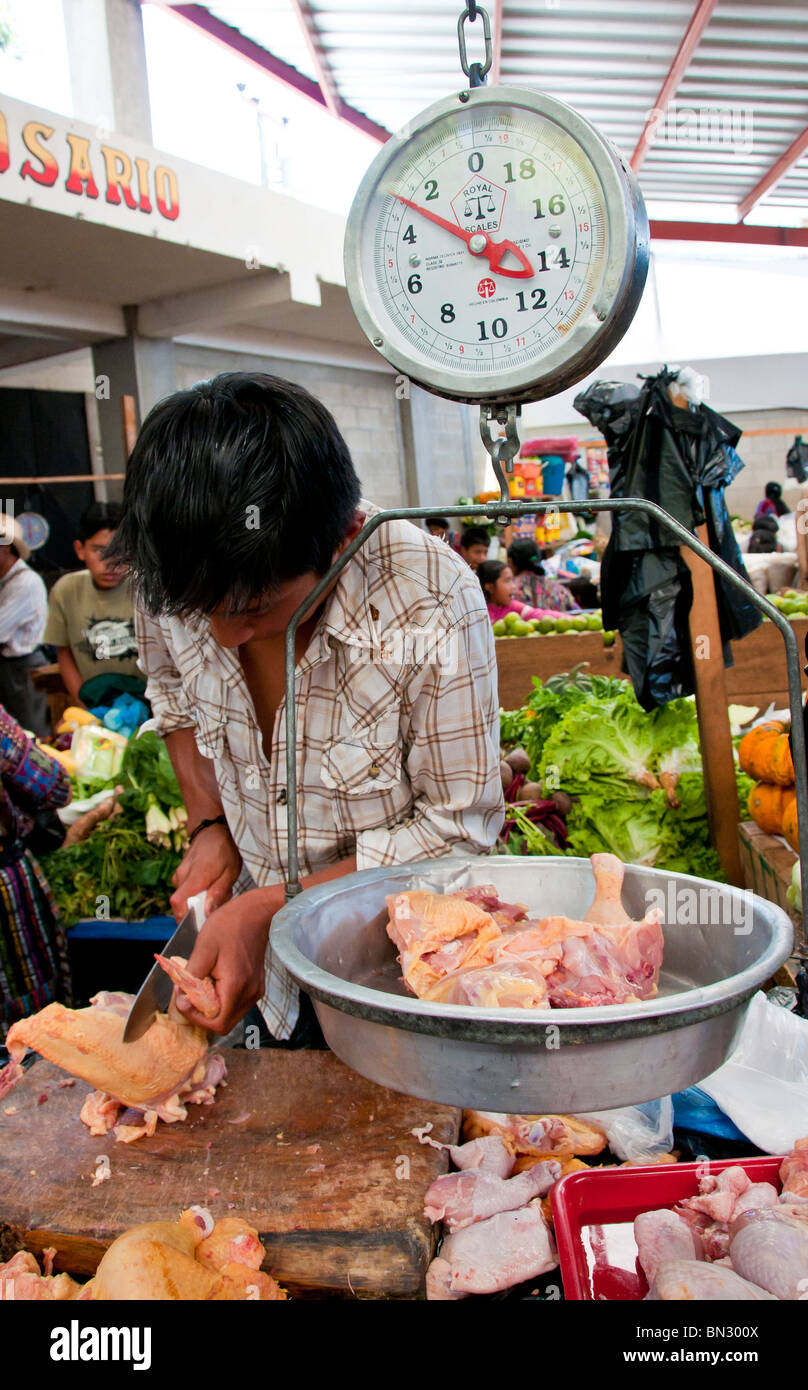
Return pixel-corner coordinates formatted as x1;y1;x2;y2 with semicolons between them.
271;855;794;1031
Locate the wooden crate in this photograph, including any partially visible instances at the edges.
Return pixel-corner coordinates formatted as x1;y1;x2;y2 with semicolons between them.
496;619;808;713
738;820;802;950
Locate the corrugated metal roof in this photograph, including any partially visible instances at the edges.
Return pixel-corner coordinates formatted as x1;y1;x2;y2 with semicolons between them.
202;0;808;217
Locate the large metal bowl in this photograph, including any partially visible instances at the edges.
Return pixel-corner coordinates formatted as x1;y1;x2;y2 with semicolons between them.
271;856;793;1112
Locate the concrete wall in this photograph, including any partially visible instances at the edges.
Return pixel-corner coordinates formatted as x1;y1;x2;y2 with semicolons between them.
174;345;409;509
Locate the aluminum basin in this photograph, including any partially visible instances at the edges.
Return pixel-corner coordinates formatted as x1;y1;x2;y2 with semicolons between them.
271;856;793;1113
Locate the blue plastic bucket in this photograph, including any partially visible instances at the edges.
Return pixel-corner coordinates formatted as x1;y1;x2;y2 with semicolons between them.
540;456;565;494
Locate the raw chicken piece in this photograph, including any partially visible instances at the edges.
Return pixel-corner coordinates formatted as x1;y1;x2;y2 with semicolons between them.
729;1206;808;1300
0;1250;82;1301
424;956;550;1009
463;1110;607;1159
679;1166;751;1224
154;954;218;1019
634;1209;702;1284
448;1137;515;1178
647;1259;777;1301
424;1161;561;1232
780;1136;808;1199
385;891;501;997
412;1130;516;1179
426;1201;558;1300
1;991;226;1144
196;1217;264;1271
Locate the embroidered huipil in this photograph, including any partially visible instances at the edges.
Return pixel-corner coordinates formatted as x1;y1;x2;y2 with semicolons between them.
134;506;505;1037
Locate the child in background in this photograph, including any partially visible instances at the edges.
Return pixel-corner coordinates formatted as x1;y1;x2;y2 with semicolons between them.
478;560;561;626
44;502;143;709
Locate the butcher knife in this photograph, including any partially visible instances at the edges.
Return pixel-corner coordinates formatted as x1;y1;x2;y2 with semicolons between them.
122;891;208;1043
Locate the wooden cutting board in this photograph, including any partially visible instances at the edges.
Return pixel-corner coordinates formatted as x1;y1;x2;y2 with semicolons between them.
0;1050;459;1298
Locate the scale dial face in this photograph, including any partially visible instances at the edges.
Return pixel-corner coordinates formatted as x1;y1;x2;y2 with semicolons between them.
345;86;649;405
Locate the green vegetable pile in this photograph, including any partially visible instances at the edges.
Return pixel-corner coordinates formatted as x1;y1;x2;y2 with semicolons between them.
43;731;186;926
499;667;755;881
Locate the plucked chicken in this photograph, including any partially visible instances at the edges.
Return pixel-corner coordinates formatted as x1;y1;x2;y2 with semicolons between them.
423;1161;561;1232
0;963;225;1143
386;855;664;1009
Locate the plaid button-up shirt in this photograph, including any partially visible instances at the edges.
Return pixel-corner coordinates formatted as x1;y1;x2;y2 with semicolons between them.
134;504;504;1038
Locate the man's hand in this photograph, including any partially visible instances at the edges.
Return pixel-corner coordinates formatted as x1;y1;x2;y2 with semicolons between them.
173;886;283;1035
170;821;242;920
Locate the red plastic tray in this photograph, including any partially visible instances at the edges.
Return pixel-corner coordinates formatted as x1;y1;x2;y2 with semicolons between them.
551;1156;783;1300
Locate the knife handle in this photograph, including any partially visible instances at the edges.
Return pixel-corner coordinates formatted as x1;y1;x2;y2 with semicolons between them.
187;890;208;928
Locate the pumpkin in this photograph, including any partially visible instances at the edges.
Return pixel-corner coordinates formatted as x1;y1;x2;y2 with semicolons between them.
747;781;796;834
782;797;800;853
738;722;794;784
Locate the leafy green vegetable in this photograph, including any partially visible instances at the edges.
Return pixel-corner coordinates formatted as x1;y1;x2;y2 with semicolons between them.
540;690;658;791
44;731;185;926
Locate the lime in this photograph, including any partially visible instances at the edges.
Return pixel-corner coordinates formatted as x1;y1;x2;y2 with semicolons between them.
504;612;521;630
568;617;588;632
554;618;572;634
512;619;531;636
537;617;555;634
492;619;507;636
603;629;617;646
585;613;603;630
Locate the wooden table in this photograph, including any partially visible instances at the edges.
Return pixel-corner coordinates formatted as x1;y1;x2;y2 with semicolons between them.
0;1050;459;1299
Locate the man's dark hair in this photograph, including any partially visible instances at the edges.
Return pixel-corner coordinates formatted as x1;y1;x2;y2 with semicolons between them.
425;516;449;529
77;501;123;543
109;373;361;616
461;526;490;550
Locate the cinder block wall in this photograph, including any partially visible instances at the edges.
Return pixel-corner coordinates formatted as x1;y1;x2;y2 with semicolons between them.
174;347;408;508
722;409;808;520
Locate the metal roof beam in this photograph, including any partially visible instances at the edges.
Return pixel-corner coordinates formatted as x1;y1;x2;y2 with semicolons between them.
288;0;341;121
737;123;808;223
651;219;808;248
631;0;720;173
148;3;389;143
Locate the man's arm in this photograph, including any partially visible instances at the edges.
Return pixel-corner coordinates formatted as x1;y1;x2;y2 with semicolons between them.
175;853;357;1034
55;647;84;705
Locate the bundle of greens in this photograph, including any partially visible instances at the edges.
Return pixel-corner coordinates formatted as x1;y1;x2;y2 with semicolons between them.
42;731;187;926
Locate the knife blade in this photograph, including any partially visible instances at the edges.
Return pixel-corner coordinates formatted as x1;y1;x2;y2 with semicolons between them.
122;891;208;1042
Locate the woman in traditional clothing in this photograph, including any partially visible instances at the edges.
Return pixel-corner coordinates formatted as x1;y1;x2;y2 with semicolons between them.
507;537;581;614
0;704;72;1037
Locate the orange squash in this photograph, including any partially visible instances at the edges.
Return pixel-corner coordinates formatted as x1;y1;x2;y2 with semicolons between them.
748;781;796;834
738;722;794;784
782;797;800;853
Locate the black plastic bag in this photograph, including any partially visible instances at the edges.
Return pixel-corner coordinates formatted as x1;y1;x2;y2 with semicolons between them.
580;368;760;708
787;435;808;484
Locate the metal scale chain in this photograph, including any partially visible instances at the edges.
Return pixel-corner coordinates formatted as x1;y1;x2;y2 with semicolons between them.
457;1;523;510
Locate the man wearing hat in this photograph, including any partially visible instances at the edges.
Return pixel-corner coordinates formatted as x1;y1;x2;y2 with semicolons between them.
0;513;49;734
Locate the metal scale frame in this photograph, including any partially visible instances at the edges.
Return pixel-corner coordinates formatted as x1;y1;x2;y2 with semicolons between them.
280;4;808;930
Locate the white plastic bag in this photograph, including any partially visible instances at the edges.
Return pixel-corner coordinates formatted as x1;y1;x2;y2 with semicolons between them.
576;1096;674;1164
699;991;808;1154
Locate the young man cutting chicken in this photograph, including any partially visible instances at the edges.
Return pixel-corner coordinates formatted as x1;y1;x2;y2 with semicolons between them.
112;373;504;1045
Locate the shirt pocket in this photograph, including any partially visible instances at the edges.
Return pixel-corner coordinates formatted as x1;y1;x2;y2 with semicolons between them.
320;714;402;795
193;703;228;761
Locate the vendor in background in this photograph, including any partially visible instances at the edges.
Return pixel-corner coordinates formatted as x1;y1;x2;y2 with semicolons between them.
44;502;143;710
478;560;560;626
0;513;49;735
110;373;504;1046
424;516;450;543
507;538;580;613
747;513;782;555
755;481;790;522
0;702;72;1037
459;526;491;570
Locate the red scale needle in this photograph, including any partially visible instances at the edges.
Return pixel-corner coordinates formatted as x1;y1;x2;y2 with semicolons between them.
391;192;534;279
